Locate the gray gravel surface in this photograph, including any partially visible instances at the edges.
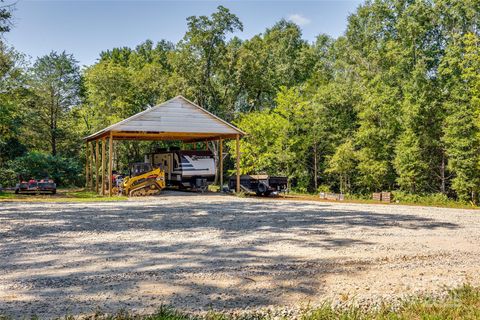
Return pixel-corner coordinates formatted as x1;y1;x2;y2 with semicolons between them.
0;194;479;318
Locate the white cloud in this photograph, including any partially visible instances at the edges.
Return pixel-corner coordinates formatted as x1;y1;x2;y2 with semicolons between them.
288;14;311;26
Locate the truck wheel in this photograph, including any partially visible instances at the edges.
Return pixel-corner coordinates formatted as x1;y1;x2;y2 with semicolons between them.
15;189;19;194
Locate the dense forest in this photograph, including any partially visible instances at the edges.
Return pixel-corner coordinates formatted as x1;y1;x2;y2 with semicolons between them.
0;0;479;201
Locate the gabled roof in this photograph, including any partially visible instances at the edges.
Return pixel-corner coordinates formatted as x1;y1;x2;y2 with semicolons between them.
84;95;245;142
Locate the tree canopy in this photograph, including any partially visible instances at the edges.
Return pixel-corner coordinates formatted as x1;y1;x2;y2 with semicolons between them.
1;1;480;202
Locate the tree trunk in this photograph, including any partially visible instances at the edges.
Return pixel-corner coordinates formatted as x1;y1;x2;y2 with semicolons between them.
51;135;57;156
49;89;57;156
313;144;318;191
440;151;446;194
340;174;343;194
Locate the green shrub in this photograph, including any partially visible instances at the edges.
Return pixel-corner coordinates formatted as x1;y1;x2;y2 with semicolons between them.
392;191;462;207
317;185;331;193
0;167;17;188
5;151;83;187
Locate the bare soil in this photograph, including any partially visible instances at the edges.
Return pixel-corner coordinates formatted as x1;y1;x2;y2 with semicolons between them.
1;193;479;318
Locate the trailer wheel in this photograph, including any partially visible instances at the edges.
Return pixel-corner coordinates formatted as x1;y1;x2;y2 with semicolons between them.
257;182;268;194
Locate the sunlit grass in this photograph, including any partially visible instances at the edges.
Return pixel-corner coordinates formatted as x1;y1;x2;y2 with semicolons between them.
0;188;127;202
281;191;479;210
5;285;474;320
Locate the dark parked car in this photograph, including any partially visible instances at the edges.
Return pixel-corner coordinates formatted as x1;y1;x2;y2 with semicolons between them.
15;179;56;194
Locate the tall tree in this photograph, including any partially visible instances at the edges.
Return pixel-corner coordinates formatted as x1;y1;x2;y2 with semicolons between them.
0;0;12;34
441;33;480;202
29;52;81;156
174;5;243;117
0;42;27;165
236;20;315;111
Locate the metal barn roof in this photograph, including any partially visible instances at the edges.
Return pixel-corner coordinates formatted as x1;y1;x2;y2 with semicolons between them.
84;95;245;142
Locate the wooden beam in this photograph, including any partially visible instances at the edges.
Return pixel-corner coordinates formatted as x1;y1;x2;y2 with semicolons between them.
236;134;240;193
85;127;245;142
101;137;106;195
106;131;239;142
89;142;94;189
85;142;89;189
219;138;223;190
95;140;99;193
109;132;113;197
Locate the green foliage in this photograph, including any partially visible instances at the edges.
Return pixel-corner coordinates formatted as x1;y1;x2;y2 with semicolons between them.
28;51;82;156
0;167;16;187
6;151;83;187
230;110;289;175
9;285;479;319
0;41;28;166
441;33;480;202
326;140;356;194
316;185;331;193
174;5;243;118
0;0;12;34
392;191;463;207
3;1;480;198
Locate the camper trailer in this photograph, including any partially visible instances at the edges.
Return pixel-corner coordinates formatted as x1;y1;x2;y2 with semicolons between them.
145;148;215;190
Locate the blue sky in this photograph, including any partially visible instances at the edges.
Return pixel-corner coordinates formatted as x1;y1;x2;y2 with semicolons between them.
4;0;362;67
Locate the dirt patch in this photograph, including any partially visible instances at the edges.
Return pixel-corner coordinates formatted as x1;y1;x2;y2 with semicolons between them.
0;195;479;318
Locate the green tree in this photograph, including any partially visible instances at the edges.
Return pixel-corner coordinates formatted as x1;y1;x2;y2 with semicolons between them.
0;42;27;166
174;5;243;117
441;33;480;202
229;109;290;176
29;51;82;156
236;20;315;111
0;0;12;34
326;140;356;194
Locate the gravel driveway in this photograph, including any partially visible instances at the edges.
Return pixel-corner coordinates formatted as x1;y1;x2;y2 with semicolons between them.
1;194;479;318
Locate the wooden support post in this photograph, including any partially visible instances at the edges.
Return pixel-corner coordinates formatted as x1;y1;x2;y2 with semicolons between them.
85;142;89;189
109;132;113;197
95;140;99;193
205;140;208;151
89;142;94;189
219;138;223;190
236;134;240;193
101;137;106;195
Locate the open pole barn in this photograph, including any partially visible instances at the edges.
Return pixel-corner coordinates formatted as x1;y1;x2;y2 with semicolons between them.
83;95;245;196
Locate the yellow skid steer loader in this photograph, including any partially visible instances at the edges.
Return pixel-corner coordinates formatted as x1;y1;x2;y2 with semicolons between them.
119;163;166;197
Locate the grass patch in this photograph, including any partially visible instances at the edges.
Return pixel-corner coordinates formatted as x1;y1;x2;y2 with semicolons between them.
208;185;221;193
302;284;480;320
280;191;479;210
12;285;475;320
0;189;128;203
391;191;477;209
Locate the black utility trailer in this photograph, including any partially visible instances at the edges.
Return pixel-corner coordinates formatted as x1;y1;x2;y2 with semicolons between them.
228;174;288;196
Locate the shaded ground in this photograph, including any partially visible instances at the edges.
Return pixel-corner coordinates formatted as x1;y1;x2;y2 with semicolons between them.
0;194;479;318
